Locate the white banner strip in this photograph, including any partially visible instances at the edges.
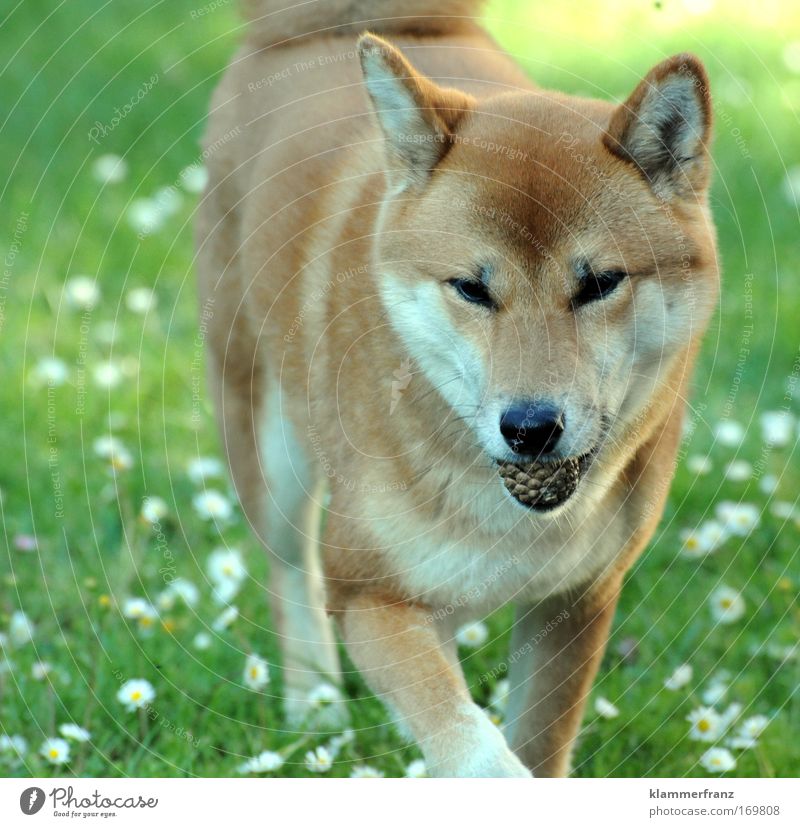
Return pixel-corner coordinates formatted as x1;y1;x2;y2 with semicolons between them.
1;777;797;826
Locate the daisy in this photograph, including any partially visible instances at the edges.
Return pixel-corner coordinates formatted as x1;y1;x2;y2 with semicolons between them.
0;734;27;758
727;735;757;750
153;186;183;217
760;410;795;446
93;361;123;389
490;678;511;711
687;706;724;742
455;620;489;648
699;746;736;773
193;632;212;650
715;501;760;535
117;678;155;711
65;275;100;310
759;474;779;495
122;597;156;620
594;697;620;719
738;714;769;739
13;534;38;552
9;610;34;646
126;287;157;315
207;547;247;602
680;521;728;558
59;723;91;742
724;460;753;482
238;750;284;774
187;456;225;484
714;420;744;447
166;578;199;607
304;745;333;773
128;198;165;235
308;682;340;708
92;154;127;184
350;765;384;778
193;489;234;522
710;585;746;624
180;164;208;194
720;702;743;728
405;759;427;778
40;737;71;765
686;455;712;475
243;653;270;690
140;496;168;524
701;681;728;705
92;435;124;459
32;661;53;680
769;501;797;520
212;606;238;631
664;663;693;690
32;357;69;386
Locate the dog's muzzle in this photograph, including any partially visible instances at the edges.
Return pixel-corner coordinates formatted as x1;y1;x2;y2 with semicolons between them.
497;454;592;511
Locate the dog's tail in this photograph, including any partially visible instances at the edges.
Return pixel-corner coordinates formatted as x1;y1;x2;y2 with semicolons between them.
241;1;486;48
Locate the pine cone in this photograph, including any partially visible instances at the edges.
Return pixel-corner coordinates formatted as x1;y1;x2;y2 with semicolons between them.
497;456;581;509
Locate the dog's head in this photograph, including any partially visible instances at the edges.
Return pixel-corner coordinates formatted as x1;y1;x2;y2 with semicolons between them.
359;34;719;512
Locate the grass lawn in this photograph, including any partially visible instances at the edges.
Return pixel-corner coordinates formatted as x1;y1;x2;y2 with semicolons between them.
1;0;798;777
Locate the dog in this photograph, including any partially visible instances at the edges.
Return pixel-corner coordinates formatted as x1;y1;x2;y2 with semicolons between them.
197;0;719;776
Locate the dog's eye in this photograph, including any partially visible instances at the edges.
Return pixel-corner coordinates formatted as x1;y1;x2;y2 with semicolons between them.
573;270;627;307
449;278;495;308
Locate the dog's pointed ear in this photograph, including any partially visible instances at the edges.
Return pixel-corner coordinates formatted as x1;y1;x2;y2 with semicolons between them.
358;33;474;189
603;54;713;199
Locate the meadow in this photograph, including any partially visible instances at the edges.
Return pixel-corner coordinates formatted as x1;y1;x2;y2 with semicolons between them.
0;0;798;777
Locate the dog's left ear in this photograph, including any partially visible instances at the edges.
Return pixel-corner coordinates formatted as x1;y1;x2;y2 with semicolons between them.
358;33;474;190
603;54;712;200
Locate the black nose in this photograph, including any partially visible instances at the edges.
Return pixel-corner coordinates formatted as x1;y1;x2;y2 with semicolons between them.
500;403;564;457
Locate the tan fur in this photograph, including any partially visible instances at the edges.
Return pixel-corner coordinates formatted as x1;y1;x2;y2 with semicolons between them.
197;0;718;774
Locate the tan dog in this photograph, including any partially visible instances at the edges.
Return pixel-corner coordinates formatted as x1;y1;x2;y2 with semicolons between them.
197;0;718;776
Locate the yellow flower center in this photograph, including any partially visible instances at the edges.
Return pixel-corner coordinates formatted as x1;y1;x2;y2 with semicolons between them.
131;690;142;701
721;598;732;608
250;667;259;678
698;719;711;732
49;748;59;758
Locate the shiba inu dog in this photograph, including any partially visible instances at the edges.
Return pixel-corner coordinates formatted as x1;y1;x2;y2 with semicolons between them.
197;0;719;776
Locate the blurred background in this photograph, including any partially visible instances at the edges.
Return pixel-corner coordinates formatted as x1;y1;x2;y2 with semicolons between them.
0;0;798;777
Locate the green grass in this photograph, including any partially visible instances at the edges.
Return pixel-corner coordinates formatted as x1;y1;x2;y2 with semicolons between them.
1;0;798;777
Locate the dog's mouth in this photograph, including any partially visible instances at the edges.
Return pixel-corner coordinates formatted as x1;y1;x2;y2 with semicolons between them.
497;453;594;512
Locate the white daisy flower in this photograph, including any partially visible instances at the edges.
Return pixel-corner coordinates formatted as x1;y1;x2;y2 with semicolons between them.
59;723;91;742
32;357;69;387
664;663;693;691
759;474;779;495
686;455;712;475
153;186;183;217
304;745;334;773
92;435;124;458
687;706;724;742
307;682;341;708
93;361;123;389
724;460;753;482
40;737;71;765
489;678;511;711
710;585;746;624
594;697;620;719
680;521;728;558
738;714;769;739
117;678;156;711
727;735;758;750
350;765;383;778
108;445;134;474
405;758;427;777
327;729;355;755
769;501;797;520
155;590;176;612
760;410;795;446
92;154;128;184
193;489;234;522
65;275;100;310
212;605;238;631
180;164;208;194
238;750;284;774
126;287;157;315
699;746;736;773
701;681;728;705
0;734;27;757
127;198;165;235
187;456;225;484
193;632;213;650
455;620;489;648
121;597;155;620
714;420;745;447
715;502;760;536
32;661;53;680
9;610;34;646
140;496;168;524
720;702;743;728
243;653;270;690
166;578;199;607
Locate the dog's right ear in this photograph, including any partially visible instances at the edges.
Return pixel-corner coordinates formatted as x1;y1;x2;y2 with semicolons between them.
358;33;473;190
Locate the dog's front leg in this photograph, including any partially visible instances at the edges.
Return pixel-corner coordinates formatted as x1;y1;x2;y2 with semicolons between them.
503;578;621;777
337;593;531;777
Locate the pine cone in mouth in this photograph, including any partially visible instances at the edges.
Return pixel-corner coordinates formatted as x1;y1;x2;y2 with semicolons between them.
497;456;582;510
